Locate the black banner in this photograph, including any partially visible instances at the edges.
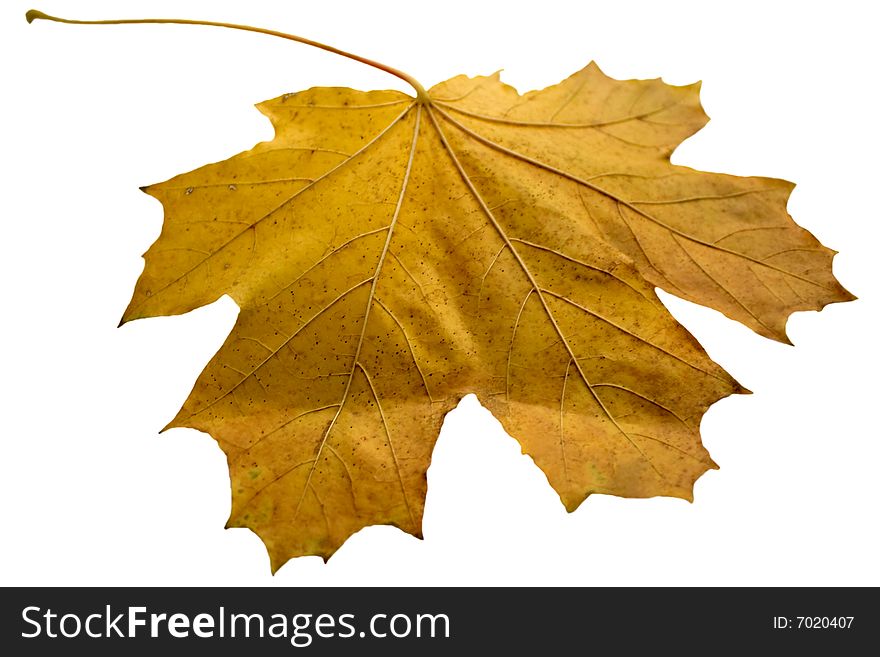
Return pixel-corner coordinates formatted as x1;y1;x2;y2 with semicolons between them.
1;587;875;654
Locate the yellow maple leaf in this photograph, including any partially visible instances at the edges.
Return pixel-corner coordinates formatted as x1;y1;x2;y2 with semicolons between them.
29;11;853;571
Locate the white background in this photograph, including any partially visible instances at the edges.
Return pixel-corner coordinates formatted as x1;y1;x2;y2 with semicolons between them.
2;0;877;586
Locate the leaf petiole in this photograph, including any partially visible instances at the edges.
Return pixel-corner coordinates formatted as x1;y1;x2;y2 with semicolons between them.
25;8;431;103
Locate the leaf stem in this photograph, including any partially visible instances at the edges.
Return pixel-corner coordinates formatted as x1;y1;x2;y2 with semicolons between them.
25;9;430;103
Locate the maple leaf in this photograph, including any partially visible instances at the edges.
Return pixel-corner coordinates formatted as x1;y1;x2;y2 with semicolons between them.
29;11;853;571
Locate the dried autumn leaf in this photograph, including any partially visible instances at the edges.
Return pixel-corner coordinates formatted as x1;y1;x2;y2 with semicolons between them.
29;12;853;571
